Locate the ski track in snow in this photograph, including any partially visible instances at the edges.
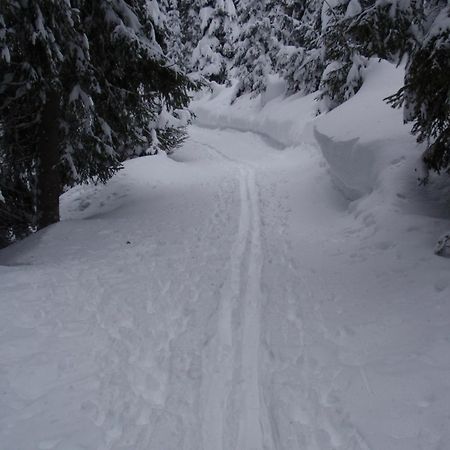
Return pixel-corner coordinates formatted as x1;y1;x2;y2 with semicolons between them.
234;166;265;450
199;141;269;450
2;124;450;450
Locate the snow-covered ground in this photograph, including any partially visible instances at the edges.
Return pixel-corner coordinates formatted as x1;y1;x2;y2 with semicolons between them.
1;60;450;450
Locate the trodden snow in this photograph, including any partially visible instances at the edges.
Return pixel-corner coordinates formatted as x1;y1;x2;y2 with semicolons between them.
1;61;450;450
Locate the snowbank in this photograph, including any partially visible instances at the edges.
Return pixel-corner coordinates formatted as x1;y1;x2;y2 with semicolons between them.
191;75;318;147
192;60;420;200
311;60;450;248
312;60;423;200
191;58;450;250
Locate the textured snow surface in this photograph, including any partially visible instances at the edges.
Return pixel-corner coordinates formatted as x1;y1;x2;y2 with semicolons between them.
1;60;450;450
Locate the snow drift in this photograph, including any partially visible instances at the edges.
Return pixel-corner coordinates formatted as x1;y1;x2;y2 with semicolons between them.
193;60;419;199
192;58;450;230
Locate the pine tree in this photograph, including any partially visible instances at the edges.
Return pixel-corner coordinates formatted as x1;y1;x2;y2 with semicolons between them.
275;0;325;95
319;0;426;111
274;0;422;110
1;1;90;238
178;0;203;62
345;0;422;62
233;0;278;97
386;1;450;175
190;0;238;83
0;0;192;246
161;0;186;69
318;0;368;111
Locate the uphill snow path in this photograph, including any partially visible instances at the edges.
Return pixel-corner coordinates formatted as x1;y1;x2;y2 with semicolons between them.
1;126;450;450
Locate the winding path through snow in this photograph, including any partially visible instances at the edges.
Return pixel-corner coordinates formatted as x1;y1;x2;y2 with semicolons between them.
1;125;449;450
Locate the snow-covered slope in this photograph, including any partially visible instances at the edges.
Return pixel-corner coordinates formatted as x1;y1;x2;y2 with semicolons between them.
1;59;450;450
192;74;318;147
193;59;450;241
191;59;450;448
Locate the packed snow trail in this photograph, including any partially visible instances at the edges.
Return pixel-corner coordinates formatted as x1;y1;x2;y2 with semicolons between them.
1;125;450;450
233;165;265;450
198;142;268;450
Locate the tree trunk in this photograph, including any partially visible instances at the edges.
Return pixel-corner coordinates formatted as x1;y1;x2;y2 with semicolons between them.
36;90;61;230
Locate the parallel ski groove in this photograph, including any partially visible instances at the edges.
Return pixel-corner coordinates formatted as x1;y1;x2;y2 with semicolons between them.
201;164;246;450
235;166;264;450
200;142;270;450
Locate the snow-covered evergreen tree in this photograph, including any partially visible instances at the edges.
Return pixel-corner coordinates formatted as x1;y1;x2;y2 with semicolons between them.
1;1;91;239
274;0;422;110
317;0;421;111
161;0;188;69
275;0;325;95
0;0;192;246
387;1;450;175
345;0;422;62
177;0;203;61
317;0;368;111
233;0;278;97
189;0;238;83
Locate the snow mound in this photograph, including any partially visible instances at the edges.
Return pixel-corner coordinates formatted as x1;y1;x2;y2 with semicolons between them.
191;76;318;147
313;59;421;200
191;58;450;250
194;59;421;201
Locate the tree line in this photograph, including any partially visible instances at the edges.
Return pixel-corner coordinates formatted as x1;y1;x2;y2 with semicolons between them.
1;0;448;247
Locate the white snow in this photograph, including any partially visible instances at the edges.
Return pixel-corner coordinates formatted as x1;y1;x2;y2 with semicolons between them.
345;0;362;18
1;59;450;450
191;79;318;147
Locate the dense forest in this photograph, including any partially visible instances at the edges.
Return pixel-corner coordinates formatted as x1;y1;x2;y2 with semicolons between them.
1;0;449;247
